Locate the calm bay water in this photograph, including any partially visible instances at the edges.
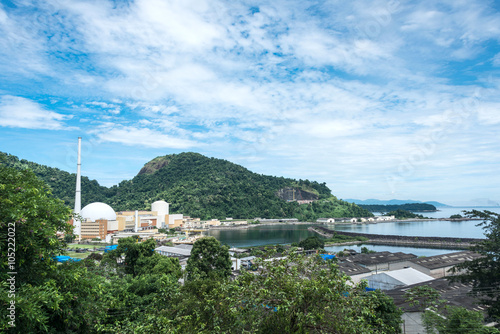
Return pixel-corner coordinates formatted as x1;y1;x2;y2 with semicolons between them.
207;207;500;256
207;224;314;248
331;220;485;238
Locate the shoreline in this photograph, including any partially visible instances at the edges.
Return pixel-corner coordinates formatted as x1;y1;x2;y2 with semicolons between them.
205;217;482;232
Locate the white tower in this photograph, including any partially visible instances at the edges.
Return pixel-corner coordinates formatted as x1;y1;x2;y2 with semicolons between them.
73;137;82;240
152;200;169;228
134;210;139;233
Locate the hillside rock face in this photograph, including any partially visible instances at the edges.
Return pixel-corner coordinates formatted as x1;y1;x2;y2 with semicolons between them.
276;187;318;201
138;157;170;175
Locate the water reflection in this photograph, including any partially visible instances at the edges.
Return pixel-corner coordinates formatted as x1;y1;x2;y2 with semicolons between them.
206;210;495;256
331;220;485;239
207;224;316;248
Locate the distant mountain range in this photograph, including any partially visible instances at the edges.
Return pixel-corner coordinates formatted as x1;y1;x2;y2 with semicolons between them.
344;199;451;207
0;151;372;220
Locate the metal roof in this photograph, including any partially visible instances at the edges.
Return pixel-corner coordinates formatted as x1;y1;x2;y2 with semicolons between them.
409;251;482;270
155;246;192;257
337;262;371;276
371;268;434;286
386;278;480;313
346;251;417;266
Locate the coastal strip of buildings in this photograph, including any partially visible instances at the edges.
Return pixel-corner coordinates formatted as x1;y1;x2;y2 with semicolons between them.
68;200;225;241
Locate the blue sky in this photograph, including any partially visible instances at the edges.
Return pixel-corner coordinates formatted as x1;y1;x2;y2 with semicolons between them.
1;0;499;206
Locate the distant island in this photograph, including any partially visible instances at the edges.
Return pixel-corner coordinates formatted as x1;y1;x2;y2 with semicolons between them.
358;203;437;213
344;198;450;207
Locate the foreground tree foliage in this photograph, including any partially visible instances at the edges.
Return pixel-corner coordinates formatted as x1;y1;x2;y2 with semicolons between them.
0;164;108;333
423;306;499;334
405;285;499;334
0;165;73;284
173;250;403;333
186;236;232;280
450;210;500;321
1;163;403;333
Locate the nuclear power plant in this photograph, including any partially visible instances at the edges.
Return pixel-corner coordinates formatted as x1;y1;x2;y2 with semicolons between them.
69;137;208;242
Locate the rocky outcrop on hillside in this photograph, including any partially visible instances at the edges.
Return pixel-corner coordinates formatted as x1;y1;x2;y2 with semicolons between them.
276;187;318;201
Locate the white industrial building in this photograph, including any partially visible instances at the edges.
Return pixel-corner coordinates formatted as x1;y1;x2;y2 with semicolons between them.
366;267;434;290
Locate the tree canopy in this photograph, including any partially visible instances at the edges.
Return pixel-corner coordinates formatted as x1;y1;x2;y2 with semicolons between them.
405;285;499;334
385;209;426;219
186;236;232;280
450;210;500;321
295;236;325;250
0;164;73;285
0;162;109;332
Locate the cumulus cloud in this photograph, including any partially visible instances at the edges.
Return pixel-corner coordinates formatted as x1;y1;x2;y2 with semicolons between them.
0;0;499;202
0;96;71;130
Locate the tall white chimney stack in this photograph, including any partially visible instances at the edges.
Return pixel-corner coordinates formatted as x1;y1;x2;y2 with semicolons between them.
135;210;139;233
73;137;82;240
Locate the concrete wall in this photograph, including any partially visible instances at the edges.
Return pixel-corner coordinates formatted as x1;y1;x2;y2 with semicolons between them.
365;260;413;272
348;272;372;284
168;214;183;228
401;312;425;334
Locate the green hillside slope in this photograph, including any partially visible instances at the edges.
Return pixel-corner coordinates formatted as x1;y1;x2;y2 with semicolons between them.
0;152;111;207
0;151;371;220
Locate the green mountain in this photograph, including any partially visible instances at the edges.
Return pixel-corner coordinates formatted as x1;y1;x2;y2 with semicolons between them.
0;151;111;207
0;151;372;220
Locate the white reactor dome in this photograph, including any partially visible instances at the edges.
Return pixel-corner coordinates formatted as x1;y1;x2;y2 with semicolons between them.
80;202;117;221
152;200;169;214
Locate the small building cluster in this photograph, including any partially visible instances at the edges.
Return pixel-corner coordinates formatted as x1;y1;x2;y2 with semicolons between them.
331;249;490;331
316;216;396;224
70;199;223;241
335;250;481;286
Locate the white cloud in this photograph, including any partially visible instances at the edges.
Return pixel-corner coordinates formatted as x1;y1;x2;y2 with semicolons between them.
0;1;499;203
0;5;50;76
476;103;500;125
0;96;71;130
91;124;198;149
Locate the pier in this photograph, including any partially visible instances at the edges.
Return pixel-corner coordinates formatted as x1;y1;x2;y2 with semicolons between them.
309;226;484;250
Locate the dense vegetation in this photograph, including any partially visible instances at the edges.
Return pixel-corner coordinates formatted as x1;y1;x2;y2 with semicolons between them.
0;151;112;206
324;233;368;244
0;151;372;220
359;203;437;212
450;210;500;321
0;165;403;333
385;209;427;219
292;236;325;250
406;286;499;333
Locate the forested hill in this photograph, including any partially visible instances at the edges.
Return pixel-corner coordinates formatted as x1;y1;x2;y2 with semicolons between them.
0;151;372;220
0;151;111;206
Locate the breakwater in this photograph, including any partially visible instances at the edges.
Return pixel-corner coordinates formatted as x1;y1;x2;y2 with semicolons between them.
310;226;484;250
